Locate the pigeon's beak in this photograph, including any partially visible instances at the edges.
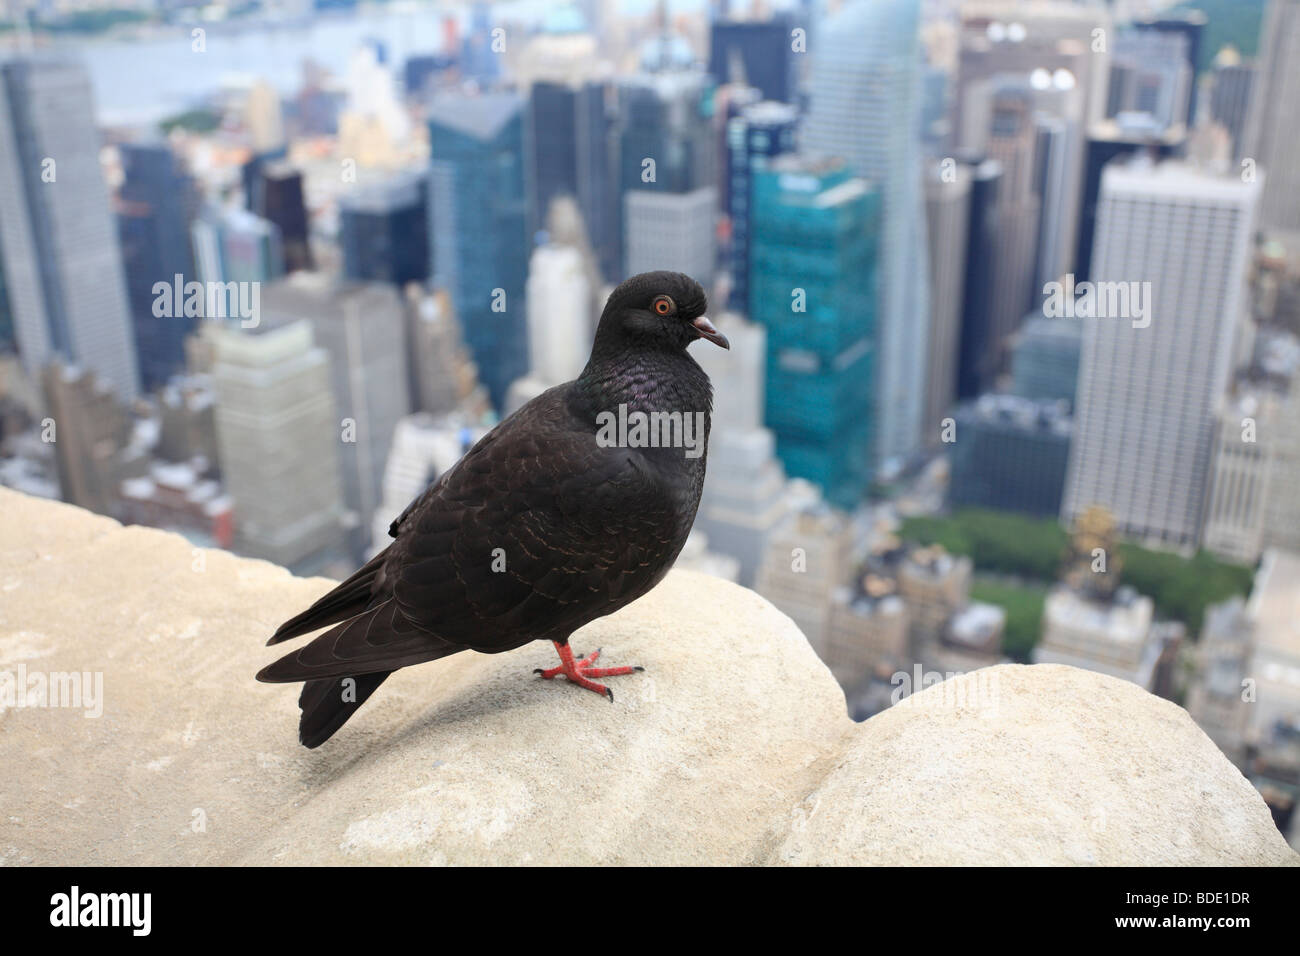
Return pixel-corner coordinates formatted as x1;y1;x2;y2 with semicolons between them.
691;315;730;350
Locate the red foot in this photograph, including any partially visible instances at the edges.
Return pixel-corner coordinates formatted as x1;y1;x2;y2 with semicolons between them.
534;642;643;701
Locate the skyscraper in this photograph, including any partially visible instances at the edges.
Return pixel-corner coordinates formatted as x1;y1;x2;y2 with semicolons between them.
726;100;797;317
953;0;1111;276
693;313;795;588
955;154;1003;400
0;59;140;401
251;162;313;273
507;239;596;415
708;15;798;104
192;206;285;286
623;187;717;283
751;157;878;510
1132;11;1205;130
984;87;1044;379
614;69;719;281
527;79;618;281
261;274;412;558
1063;159;1261;548
1107;26;1192;133
923;161;971;441
209;319;346;572
803;0;929;471
427;92;531;411
339;170;429;288
116;143;199;393
1243;0;1300;232
1074;118;1184;283
1208;51;1256;162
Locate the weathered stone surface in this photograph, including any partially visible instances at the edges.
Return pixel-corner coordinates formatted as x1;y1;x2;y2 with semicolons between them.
1;488;1294;865
777;664;1298;866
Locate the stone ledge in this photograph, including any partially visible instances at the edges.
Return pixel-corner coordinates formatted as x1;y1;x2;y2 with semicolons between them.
0;487;1295;866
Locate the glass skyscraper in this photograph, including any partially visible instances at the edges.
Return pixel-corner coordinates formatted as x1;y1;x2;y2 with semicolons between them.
116;143;199;393
750;158;879;510
803;0;930;473
427;92;530;412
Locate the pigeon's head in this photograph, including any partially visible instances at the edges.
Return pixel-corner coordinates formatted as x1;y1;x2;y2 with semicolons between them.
596;271;729;353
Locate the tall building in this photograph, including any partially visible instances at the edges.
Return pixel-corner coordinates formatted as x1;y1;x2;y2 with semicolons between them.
726;100;797;317
708;15;798;104
427;92;530;411
614;69;718;280
402;285;493;420
953;2;1112;147
0;59;140;401
1074;118;1185;283
116;143;199;393
339;170;429;288
527;80;618;280
1107;26;1192;133
245;79;286;154
1208;50;1256;161
209;319;346;572
623;187;717;283
751;157;878;510
1201;388;1284;565
507;239;596;415
251;162;313;273
984;87;1044;380
192;206;285;285
953;0;1111;278
923;161;971;440
803;0;929;470
1132;11;1205;130
1009;315;1081;406
1063;160;1261;548
693;313;794;588
948;394;1072;519
41;362;147;516
1244;0;1300;232
955;154;1003;399
261;274;412;557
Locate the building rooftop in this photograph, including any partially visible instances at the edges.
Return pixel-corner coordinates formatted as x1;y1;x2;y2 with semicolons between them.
1248;550;1300;662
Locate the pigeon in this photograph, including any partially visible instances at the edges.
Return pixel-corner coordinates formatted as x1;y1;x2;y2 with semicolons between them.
256;271;729;747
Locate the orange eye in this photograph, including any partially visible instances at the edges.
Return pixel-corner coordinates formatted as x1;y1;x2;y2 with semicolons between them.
653;296;674;316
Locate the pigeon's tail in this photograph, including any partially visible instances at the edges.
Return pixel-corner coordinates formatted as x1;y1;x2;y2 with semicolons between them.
297;671;391;749
268;548;388;645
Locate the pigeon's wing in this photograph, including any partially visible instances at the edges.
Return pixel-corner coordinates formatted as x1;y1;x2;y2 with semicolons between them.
387;390;686;649
256;598;461;682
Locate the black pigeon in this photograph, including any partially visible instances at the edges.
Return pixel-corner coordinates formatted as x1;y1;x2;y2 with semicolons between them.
257;271;729;747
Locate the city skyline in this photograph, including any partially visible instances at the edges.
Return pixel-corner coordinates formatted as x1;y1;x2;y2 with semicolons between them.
0;0;1297;849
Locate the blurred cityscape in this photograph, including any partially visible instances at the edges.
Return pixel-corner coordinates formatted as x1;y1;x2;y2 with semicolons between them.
0;0;1296;846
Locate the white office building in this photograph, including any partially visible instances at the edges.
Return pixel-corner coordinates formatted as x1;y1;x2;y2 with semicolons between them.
1063;159;1260;548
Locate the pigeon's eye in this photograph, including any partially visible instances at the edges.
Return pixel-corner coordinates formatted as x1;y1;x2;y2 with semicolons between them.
652;296;675;316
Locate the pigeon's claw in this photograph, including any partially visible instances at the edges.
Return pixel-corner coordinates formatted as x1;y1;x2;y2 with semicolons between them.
534;642;643;700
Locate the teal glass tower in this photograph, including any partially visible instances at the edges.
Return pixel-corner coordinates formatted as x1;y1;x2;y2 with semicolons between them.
750;157;879;510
